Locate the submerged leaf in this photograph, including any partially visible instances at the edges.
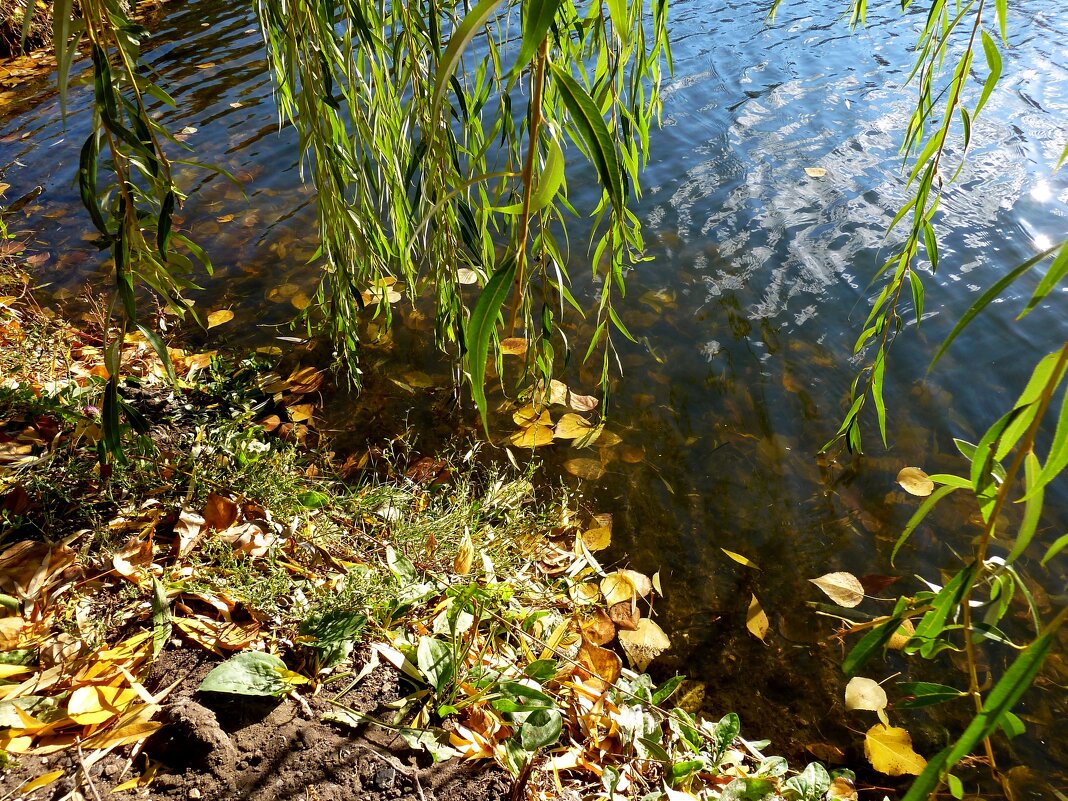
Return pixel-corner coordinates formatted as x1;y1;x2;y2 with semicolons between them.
563;458;605;480
804;167;828;177
746;594;769;642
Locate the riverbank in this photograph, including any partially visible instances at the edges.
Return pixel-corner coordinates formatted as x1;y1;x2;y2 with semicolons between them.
0;244;851;800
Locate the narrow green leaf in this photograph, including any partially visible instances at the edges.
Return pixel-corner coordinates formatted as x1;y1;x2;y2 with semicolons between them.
511;0;562;80
151;578;171;658
973;30;1002;119
431;0;507;121
1056;139;1068;172
1041;533;1068;566
1023;383;1068;501
995;0;1008;42
911;565;977;659
893;484;957;565
464;257;516;432
52;0;75;115
872;349;887;448
1021;239;1068;318
135;324;176;385
550;64;624;213
157;190;176;259
843;608;906;676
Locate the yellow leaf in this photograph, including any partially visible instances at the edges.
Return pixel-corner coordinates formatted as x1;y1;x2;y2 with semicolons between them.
500;337;528;356
864;724;927;776
582;526;612;551
722;548;760;570
206;309;234;329
897;466;934;497
67;685;139;725
554;413;594;440
619;569;652;598
601;572;637;606
563;458;605;480
509;425;554;448
0;664;31;678
810;572;866;608
513;405;550;427
746;594;769;642
804;167;828;177
82;719;162;750
454;531;474;576
16;769;64;794
617;619;671;671
888;618;916;650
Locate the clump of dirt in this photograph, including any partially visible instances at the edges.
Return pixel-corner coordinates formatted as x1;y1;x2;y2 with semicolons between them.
0;645;511;801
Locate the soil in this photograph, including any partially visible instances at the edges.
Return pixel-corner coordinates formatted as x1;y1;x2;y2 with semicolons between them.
0;645;512;801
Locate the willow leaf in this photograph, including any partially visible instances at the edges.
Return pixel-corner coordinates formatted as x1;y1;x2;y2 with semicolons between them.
1022;385;1068;501
465;257;517;432
973;30;1001;119
1020;239;1068;318
550;64;624;213
511;0;562;80
893;485;957;565
1041;533;1068;566
431;0;507;122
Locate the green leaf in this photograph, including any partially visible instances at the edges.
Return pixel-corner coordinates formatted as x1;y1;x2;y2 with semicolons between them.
135;324;177;386
1041;533;1068;566
995;0;1008;42
199;652;298;697
910;564;978;659
606;0;629;43
1021;239;1068;318
464;256;516;432
843;604;907;676
1023;383;1068;501
947;774;964;800
784;763;831;801
973;30;1002;119
998;711;1026;740
1007;452;1043;564
652;674;686;705
151;578;170;659
550;64;625;213
896;681;964;709
510;0;562;80
431;0;507;121
900;624;1059;801
417;637;455;693
386;546;419;585
495;138;565;214
892;484;957;565
297;490;331;508
520;707;562;751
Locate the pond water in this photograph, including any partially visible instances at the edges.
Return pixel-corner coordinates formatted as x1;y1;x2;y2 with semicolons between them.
1;0;1066;793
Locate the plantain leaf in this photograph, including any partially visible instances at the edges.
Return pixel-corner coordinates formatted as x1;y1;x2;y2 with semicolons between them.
550;64;624;213
464;257;516;432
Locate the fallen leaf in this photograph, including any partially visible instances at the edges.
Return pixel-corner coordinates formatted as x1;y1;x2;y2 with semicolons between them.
746;594;769;642
563;458;605;480
810;572;866;608
15;770;65;795
804;167;827;177
845;676;888;713
206;309;234;329
722;548;760;570
67;685;139;725
864;723;927;776
554;413;593;440
617;618;671;671
897;467;934;497
454;531;474;576
203;493;238;532
577;639;621;686
513;405;550;427
499;338;528;356
619;569;652;598
582;526;611;551
608;601;640;631
509;425;554;448
601;572;637;606
580;609;616;645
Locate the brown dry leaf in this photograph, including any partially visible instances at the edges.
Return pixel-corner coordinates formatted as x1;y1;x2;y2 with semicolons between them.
206;309;234;329
746;594;769;642
807;742;847;764
0;541;76;600
864;724;927;776
217;522;276;558
897;467;934;497
174;616;260;653
563;458;605;481
287;366;325;394
554;413;593;440
617;618;671;671
500;338;528;356
619;444;646;463
810;572;866;608
454;531;474;576
577;639;622;686
203;492;239;532
174;510;205;557
608;601;640;631
580;609;616;646
288;404;316;423
112;537;154;584
259;414;282;432
582;526;612;551
509;425;554;448
601;572;637;606
828;776;859;801
291;292;312;311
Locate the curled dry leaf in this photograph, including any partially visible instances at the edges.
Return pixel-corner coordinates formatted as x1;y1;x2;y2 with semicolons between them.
580;609;616;646
845;676;888;713
563;458;605;481
864;724;927;776
217;522;276;558
617;618;671;671
810;572;866;608
897;466;935;497
577;639;622;686
608;600;640;631
203;492;239;532
454;531;474;576
746;594;769;642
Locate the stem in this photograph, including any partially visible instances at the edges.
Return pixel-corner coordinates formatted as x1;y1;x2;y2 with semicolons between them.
507;38;548;337
959;340;1068;770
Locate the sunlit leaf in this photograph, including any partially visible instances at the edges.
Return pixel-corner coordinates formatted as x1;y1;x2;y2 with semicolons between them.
897;466;934;496
499;337;528;356
582;526;611;551
804;167;827;177
509;425;554;447
454;530;474;575
864;724;927;776
721;548;760;569
618;618;671;670
199;652;302;697
554;412;594;439
601;572;637;606
810;572;865;608
206;309;234;329
845;677;888;713
746;594;769;642
563;457;605;480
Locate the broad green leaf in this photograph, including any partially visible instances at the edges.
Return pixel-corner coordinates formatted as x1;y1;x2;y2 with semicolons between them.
417;637;455;693
520;707;562;751
199;652;301;697
464;257;517;431
151;578;170;659
550;64;624;213
784;762;831;801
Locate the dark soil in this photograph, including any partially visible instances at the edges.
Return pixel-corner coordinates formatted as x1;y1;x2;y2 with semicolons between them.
0;645;512;801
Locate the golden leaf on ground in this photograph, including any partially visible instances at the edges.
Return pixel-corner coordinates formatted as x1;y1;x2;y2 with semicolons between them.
601;572;637;606
580;609;616;646
513;405;550;427
608;601;640;631
554;413;593;440
721;548;760;570
217;522;276;558
804;167;828;177
499;337;528;356
206;309;234;329
582;526;611;551
577;639;622;686
563;458;605;481
569;581;601;606
509;425;554;448
746;594;769;642
845;677;888;713
15;770;64;795
67;685;139;725
174;616;261;653
83;717;162;750
618;619;671;670
203;492;239;532
864;723;927;776
454;531;474;575
897;466;935;497
810;572;866;608
112;537;154;584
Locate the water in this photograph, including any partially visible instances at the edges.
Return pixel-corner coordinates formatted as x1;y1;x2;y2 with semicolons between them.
1;0;1067;792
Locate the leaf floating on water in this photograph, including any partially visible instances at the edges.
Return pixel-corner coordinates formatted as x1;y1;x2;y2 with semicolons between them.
845;676;888;713
290;292;312;311
897;466;935;497
582;526;612;551
608;600;640;631
601;572;637;606
509;425;554;448
864;724;927;776
746;594;769;642
563;458;605;481
206;309;234;329
513;405;551;427
580;609;616;645
810;572;865;608
619;569;653;598
804;167;828;177
722;548;760;570
499;337;528;356
617;618;671;671
555;413;594;440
